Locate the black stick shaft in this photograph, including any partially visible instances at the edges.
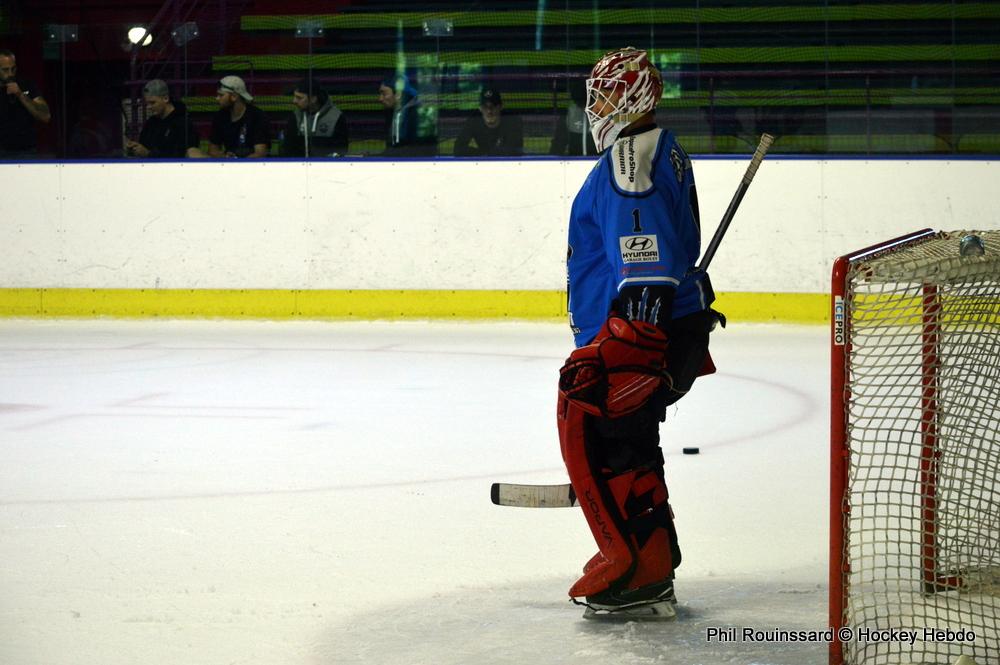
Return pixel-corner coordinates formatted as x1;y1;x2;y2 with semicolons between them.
697;133;774;272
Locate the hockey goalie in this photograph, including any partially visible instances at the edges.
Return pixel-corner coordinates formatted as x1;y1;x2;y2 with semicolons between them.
559;47;721;620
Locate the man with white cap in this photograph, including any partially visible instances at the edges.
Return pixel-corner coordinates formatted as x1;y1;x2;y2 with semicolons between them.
208;75;270;158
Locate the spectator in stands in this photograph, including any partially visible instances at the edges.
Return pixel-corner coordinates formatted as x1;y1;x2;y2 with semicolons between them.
377;73;435;156
0;50;50;159
125;79;203;159
208;75;270;158
281;77;348;157
454;87;523;157
550;79;596;156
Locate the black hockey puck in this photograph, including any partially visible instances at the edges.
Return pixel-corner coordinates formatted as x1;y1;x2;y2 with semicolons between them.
682;447;700;455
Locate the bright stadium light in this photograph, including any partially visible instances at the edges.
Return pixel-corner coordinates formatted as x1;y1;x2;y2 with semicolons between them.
127;26;153;46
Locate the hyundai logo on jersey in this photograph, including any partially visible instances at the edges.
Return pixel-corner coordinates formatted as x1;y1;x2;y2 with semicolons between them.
625;237;653;251
619;235;660;263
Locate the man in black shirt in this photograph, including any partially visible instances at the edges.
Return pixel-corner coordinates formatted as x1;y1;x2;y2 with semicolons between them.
0;50;50;158
208;76;270;159
125;79;202;159
454;87;522;157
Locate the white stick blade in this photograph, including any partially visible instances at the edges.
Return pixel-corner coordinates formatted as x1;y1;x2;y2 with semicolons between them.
490;482;577;508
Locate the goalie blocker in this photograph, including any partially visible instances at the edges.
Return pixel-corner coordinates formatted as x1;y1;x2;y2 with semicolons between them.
557;306;718;612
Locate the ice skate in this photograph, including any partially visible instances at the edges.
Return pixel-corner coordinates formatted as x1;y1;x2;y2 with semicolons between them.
577;578;677;621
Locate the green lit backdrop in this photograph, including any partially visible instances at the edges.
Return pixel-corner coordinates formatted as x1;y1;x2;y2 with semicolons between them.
10;0;1000;157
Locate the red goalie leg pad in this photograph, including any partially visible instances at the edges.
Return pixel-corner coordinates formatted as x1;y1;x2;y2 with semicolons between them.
558;395;677;598
567;464;675;597
558;395;635;597
582;551;606;574
607;467;674;591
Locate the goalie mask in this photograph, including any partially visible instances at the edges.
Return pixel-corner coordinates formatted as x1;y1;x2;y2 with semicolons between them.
585;47;663;153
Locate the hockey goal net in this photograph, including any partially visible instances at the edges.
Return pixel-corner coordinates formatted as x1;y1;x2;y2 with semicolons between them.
830;229;1000;665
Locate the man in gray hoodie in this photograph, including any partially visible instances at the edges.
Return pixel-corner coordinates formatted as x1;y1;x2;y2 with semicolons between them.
281;77;348;157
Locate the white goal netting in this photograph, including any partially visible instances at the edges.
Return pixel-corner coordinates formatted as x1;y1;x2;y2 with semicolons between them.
839;230;1000;665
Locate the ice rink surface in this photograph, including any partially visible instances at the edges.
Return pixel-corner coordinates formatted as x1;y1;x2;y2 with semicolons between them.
0;319;830;665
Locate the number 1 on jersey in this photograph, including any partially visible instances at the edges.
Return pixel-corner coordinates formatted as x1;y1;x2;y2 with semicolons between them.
631;208;642;233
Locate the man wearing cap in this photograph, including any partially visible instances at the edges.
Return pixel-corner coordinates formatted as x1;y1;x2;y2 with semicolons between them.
125;79;202;159
208;75;270;159
0;50;50;159
454;87;522;157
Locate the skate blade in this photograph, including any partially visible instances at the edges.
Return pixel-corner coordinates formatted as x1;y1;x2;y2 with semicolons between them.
582;600;677;622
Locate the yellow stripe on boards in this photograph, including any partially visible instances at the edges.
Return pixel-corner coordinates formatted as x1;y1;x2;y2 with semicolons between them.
0;289;829;323
0;289;567;320
712;292;828;324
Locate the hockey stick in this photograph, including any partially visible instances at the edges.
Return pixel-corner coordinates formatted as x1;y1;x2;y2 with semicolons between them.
697;133;775;271
491;135;775;509
491;482;578;508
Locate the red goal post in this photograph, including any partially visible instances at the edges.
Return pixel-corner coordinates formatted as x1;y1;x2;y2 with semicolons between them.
829;229;1000;665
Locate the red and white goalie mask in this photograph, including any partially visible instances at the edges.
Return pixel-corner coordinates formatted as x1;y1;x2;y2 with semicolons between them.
585;47;663;152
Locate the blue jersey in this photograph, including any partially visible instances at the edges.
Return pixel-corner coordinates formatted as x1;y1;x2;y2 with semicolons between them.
567;127;712;347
